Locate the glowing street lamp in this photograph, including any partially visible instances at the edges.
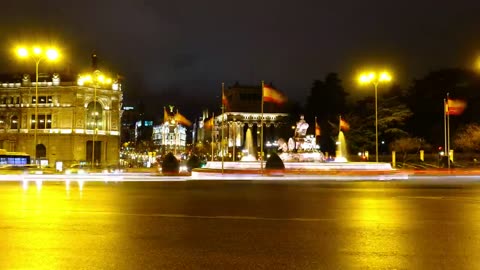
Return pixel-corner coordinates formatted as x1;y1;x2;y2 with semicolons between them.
16;46;60;163
358;71;392;162
78;71;112;168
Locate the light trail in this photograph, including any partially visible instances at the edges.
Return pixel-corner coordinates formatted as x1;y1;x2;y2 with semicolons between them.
3;172;480;184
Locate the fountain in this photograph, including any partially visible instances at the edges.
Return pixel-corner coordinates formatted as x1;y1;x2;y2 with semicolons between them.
277;115;324;162
240;127;257;161
334;131;348;162
196;115;393;176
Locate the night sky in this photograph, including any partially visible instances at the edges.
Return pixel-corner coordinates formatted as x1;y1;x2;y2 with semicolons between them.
1;0;480;120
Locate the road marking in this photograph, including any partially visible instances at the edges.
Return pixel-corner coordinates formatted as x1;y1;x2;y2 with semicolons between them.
396;196;445;200
67;211;338;222
396;196;480;204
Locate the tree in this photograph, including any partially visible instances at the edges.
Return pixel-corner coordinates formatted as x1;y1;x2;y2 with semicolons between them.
390;137;425;165
405;68;480;146
345;85;413;155
305;73;349;154
454;123;480;152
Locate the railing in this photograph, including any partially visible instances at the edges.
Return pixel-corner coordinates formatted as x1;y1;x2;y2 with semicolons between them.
0;128;120;136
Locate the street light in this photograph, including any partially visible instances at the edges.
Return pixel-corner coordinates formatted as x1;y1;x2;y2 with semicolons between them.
358;71;392;162
78;71;112;168
16;46;60;164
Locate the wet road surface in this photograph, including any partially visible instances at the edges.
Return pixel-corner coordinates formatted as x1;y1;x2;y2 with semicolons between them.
1;179;480;269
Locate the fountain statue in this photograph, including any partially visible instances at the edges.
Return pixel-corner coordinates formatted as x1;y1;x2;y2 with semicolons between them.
240;127;257;161
277;115;324;162
334;131;348;162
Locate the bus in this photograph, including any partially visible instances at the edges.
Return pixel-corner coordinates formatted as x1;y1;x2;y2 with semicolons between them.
0;149;31;166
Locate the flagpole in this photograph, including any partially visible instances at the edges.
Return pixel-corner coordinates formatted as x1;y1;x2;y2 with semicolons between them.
232;122;236;162
211;112;214;162
339;115;341;134
315;116;318;146
260;81;264;175
174;110;178;156
447;93;451;169
443;98;447;164
221;82;225;174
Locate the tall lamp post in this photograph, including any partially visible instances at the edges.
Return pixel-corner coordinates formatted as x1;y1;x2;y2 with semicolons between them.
78;71;112;168
16;46;59;164
358;71;392;162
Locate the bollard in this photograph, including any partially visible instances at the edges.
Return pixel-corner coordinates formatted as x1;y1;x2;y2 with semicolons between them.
449;150;454;163
392;151;396;168
420;150;424;162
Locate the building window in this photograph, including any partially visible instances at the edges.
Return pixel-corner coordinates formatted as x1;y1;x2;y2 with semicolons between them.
31;114;52;129
31;96;52;104
87;102;103;130
0;116;5;129
10;116;18;129
16;97;20;104
9;97;13;104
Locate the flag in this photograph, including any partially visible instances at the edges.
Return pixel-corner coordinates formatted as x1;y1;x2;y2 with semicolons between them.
263;84;287;104
340;118;350;131
163;107;170;123
174;113;192;126
315;118;321;136
446;98;466;115
222;89;229;110
204;117;214;129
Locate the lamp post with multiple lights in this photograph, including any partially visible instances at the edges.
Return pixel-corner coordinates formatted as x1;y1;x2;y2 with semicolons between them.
358;71;392;162
78;71;112;168
16;46;59;164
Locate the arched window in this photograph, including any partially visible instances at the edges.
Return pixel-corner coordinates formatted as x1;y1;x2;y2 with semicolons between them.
87;102;103;130
10;116;18;130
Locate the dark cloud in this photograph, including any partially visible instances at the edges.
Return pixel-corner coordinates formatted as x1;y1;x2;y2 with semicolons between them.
1;0;480;119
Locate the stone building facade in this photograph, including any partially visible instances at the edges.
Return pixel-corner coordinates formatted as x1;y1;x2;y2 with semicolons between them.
0;72;122;167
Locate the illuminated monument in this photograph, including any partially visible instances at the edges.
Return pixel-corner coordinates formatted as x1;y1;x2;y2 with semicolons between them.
277;115;324;162
196;84;392;174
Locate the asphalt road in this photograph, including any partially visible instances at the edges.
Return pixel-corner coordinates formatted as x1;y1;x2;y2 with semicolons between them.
1;179;480;269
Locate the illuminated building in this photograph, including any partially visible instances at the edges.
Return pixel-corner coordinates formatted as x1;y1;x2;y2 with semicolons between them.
121;103;154;145
152;106;190;155
195;83;289;160
0;68;122;167
135;119;153;142
121;105;137;143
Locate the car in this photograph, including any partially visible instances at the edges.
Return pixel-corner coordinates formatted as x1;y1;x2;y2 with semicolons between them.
65;164;89;175
65;164;123;174
0;164;56;175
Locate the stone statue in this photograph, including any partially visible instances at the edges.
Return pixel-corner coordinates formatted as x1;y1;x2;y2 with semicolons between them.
295;115;309;138
277;138;288;152
276;115;325;162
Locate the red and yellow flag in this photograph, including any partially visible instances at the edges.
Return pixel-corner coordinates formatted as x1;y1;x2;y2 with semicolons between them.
204;117;214;129
446;98;466;115
263;85;287;104
163;107;170;123
174;113;192;126
222;89;228;109
340;118;350;131
315;118;321;136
